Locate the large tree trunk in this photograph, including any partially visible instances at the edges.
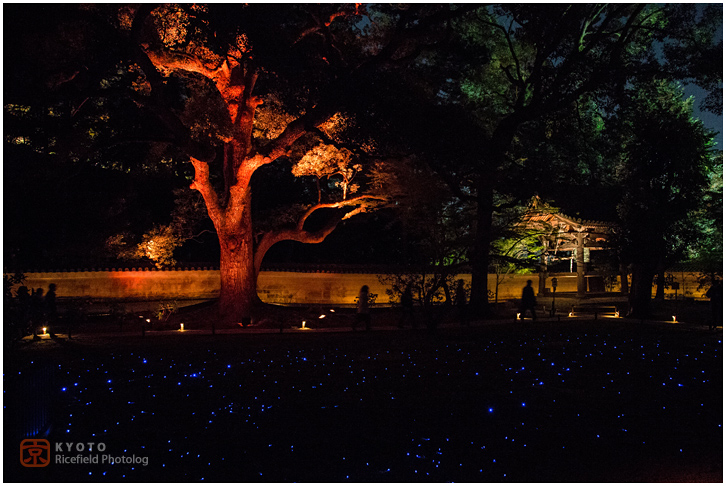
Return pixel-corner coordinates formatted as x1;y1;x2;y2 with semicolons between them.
218;235;255;326
629;262;656;318
654;270;665;300
217;186;256;325
190;142;261;326
619;263;629;295
470;178;493;315
469;116;521;316
654;259;666;300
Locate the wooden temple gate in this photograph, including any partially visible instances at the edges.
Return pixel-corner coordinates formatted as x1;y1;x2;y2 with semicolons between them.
521;198;618;298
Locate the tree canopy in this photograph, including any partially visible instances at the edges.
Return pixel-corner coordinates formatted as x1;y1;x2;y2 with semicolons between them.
4;4;722;320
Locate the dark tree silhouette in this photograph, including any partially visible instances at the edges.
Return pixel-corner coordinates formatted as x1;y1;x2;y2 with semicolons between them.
443;4;721;312
613;81;716;317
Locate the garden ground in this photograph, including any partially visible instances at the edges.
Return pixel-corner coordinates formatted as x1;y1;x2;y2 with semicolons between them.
4;307;722;482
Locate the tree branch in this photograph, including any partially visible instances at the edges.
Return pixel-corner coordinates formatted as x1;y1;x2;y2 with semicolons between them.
253;194;387;275
257;102;336;164
189;156;222;225
249;5;479;175
296;195;388;230
129;15;217;163
143;49;222;80
187;229;215;243
545;5;645;106
293;5;363;46
476;13;525;86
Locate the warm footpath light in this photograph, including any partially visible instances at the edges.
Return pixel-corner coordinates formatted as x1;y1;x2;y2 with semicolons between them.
319;314;326;319
672;316;677;322
569;311;575;317
615;311;620;318
180;323;184;331
42;327;47;335
302;320;307;329
516;313;521;319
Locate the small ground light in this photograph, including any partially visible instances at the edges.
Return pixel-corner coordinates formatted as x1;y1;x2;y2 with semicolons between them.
329;309;335;313
615;311;620;318
672;316;677;322
42;327;47;335
146;319;151;323
569;311;575;317
516;313;521;319
180;323;184;331
302;321;307;329
319;314;325;319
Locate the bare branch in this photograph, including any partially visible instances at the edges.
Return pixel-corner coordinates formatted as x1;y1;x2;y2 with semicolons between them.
253;194;387;274
187;229;215;243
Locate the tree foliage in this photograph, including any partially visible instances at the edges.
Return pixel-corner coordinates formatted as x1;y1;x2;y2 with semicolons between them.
422;4;723;310
612;80;717;316
6;4;481;322
4;4;721;321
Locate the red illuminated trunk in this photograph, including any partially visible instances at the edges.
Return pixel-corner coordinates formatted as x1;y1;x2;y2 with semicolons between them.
217;209;256;326
189;139;262;326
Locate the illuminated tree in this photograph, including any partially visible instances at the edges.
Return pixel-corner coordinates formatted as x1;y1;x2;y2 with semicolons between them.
5;4;474;324
690;153;723;284
105;188;209;269
292;143;361;202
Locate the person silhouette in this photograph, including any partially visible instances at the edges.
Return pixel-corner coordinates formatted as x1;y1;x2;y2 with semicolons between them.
520;280;537;321
706;279;722;330
399;284;415;329
353;285;371;331
454;279;469;326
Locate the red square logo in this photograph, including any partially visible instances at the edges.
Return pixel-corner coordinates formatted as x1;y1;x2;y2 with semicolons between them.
20;439;50;467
